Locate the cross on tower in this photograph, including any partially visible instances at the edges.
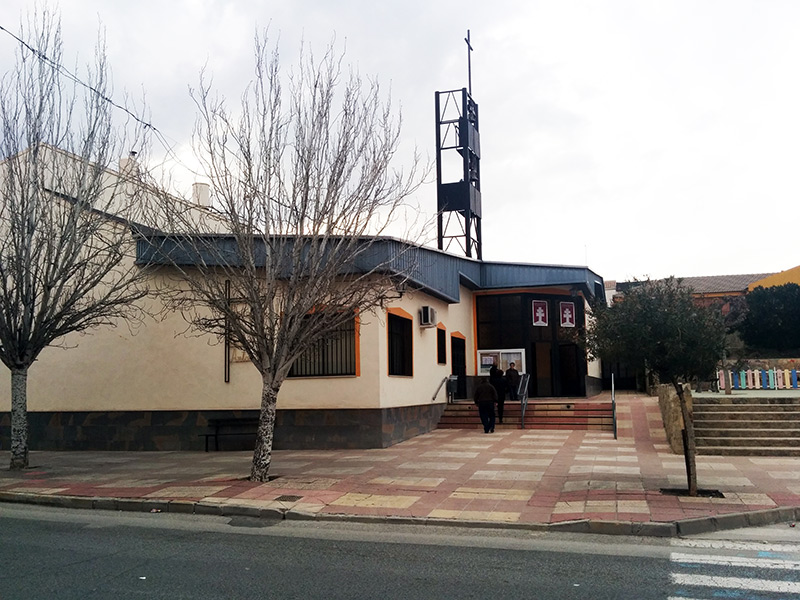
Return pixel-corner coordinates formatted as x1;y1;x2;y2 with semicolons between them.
465;30;473;96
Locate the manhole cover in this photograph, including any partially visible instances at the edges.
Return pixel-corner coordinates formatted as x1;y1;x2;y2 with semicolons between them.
274;494;303;502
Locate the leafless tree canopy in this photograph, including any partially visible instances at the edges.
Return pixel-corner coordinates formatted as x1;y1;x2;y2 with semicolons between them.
0;9;150;469
142;34;425;480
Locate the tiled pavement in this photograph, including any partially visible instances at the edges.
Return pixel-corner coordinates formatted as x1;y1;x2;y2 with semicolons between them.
3;392;800;534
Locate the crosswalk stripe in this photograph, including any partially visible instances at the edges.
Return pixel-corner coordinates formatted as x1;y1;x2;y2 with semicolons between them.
671;538;800;553
671;552;800;571
671;573;800;594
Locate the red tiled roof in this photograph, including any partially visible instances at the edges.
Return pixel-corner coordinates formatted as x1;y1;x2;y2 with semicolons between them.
673;273;775;295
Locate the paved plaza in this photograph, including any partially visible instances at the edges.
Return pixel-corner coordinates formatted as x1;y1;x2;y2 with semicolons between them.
3;392;800;535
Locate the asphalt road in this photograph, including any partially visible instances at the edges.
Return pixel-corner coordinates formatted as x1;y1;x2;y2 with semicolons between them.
3;503;800;599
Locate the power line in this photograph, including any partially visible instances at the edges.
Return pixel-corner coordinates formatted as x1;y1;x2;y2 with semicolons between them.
0;21;200;178
0;22;157;134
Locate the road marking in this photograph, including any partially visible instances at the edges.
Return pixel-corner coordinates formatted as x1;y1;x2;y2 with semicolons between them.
671;552;800;571
671;573;800;595
671;538;800;553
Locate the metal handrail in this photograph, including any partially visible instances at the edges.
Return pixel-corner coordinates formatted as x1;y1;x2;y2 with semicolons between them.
612;373;617;440
432;376;450;403
518;373;532;429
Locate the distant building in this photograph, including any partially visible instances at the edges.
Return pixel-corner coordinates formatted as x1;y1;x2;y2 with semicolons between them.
610;272;800;315
671;273;775;314
747;265;800;291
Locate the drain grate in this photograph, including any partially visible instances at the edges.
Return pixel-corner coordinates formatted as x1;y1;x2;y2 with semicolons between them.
274;494;303;502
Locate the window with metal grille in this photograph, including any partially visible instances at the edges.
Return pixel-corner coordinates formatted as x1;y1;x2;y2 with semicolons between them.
288;317;357;377
388;312;413;376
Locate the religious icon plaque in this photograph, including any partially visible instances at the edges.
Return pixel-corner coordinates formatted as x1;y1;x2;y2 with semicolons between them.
559;301;576;328
532;300;549;327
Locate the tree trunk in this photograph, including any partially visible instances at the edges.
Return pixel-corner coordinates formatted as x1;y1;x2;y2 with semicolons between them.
674;380;698;496
250;379;278;482
722;353;732;396
10;367;29;470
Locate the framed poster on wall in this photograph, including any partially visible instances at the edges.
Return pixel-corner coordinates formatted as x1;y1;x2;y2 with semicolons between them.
477;349;526;376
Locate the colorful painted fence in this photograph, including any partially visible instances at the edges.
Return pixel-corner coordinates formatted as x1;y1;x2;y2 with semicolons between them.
718;369;800;390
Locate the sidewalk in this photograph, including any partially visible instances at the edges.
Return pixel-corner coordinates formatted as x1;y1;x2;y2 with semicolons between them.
3;392;800;536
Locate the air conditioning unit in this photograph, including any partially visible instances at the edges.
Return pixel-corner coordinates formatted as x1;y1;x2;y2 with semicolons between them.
419;306;437;328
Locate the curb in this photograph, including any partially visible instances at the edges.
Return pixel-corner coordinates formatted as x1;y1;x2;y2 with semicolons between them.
3;491;798;537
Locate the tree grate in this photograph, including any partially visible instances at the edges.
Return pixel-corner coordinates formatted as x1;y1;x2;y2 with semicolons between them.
660;488;724;498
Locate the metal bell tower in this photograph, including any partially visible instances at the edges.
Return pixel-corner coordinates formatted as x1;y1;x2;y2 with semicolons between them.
435;30;482;260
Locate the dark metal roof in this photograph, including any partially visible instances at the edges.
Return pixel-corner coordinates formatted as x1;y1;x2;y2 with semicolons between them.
136;233;605;304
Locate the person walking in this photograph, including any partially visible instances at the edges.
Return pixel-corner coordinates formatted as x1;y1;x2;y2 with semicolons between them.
473;377;497;433
506;361;521;401
489;363;507;424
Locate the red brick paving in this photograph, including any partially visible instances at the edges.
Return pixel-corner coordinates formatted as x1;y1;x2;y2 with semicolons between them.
3;392;800;528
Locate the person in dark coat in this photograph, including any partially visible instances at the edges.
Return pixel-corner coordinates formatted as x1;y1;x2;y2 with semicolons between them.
489;364;507;424
473;377;497;433
506;361;521;401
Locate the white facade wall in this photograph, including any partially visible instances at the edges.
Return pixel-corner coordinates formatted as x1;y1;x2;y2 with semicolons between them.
0;284;478;413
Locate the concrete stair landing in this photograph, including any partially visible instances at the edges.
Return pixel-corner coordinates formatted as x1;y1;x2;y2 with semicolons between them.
694;394;800;456
437;399;614;432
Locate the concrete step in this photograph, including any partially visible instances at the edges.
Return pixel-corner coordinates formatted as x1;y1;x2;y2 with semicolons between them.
694;428;800;438
697;446;800;457
696;436;800;448
437;401;614;432
437;419;520;429
694;412;800;422
695;419;800;429
692;395;800;456
694;404;800;413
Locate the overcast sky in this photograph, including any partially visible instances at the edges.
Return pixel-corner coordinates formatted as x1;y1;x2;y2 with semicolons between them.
3;0;799;282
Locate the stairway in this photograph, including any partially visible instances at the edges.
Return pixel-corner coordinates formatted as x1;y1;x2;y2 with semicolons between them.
694;395;800;456
437;399;614;432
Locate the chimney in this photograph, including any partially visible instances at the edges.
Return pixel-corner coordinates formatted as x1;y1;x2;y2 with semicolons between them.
119;150;140;177
192;182;211;207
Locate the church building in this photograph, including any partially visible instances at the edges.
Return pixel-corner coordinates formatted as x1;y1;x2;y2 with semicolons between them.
0;80;605;452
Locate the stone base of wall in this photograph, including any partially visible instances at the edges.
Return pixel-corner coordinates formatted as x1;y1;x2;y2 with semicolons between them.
657;383;693;454
732;358;800;370
0;404;447;452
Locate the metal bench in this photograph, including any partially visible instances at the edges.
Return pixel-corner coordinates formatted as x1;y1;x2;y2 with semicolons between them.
201;417;259;452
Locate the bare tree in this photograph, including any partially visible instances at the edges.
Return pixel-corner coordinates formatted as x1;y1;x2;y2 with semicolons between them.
140;35;424;481
0;9;150;469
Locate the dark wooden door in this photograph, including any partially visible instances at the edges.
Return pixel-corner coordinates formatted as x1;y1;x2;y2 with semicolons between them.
558;344;582;397
451;336;467;399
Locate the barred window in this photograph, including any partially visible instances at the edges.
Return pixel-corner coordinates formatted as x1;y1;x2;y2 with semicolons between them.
289;317;357;377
